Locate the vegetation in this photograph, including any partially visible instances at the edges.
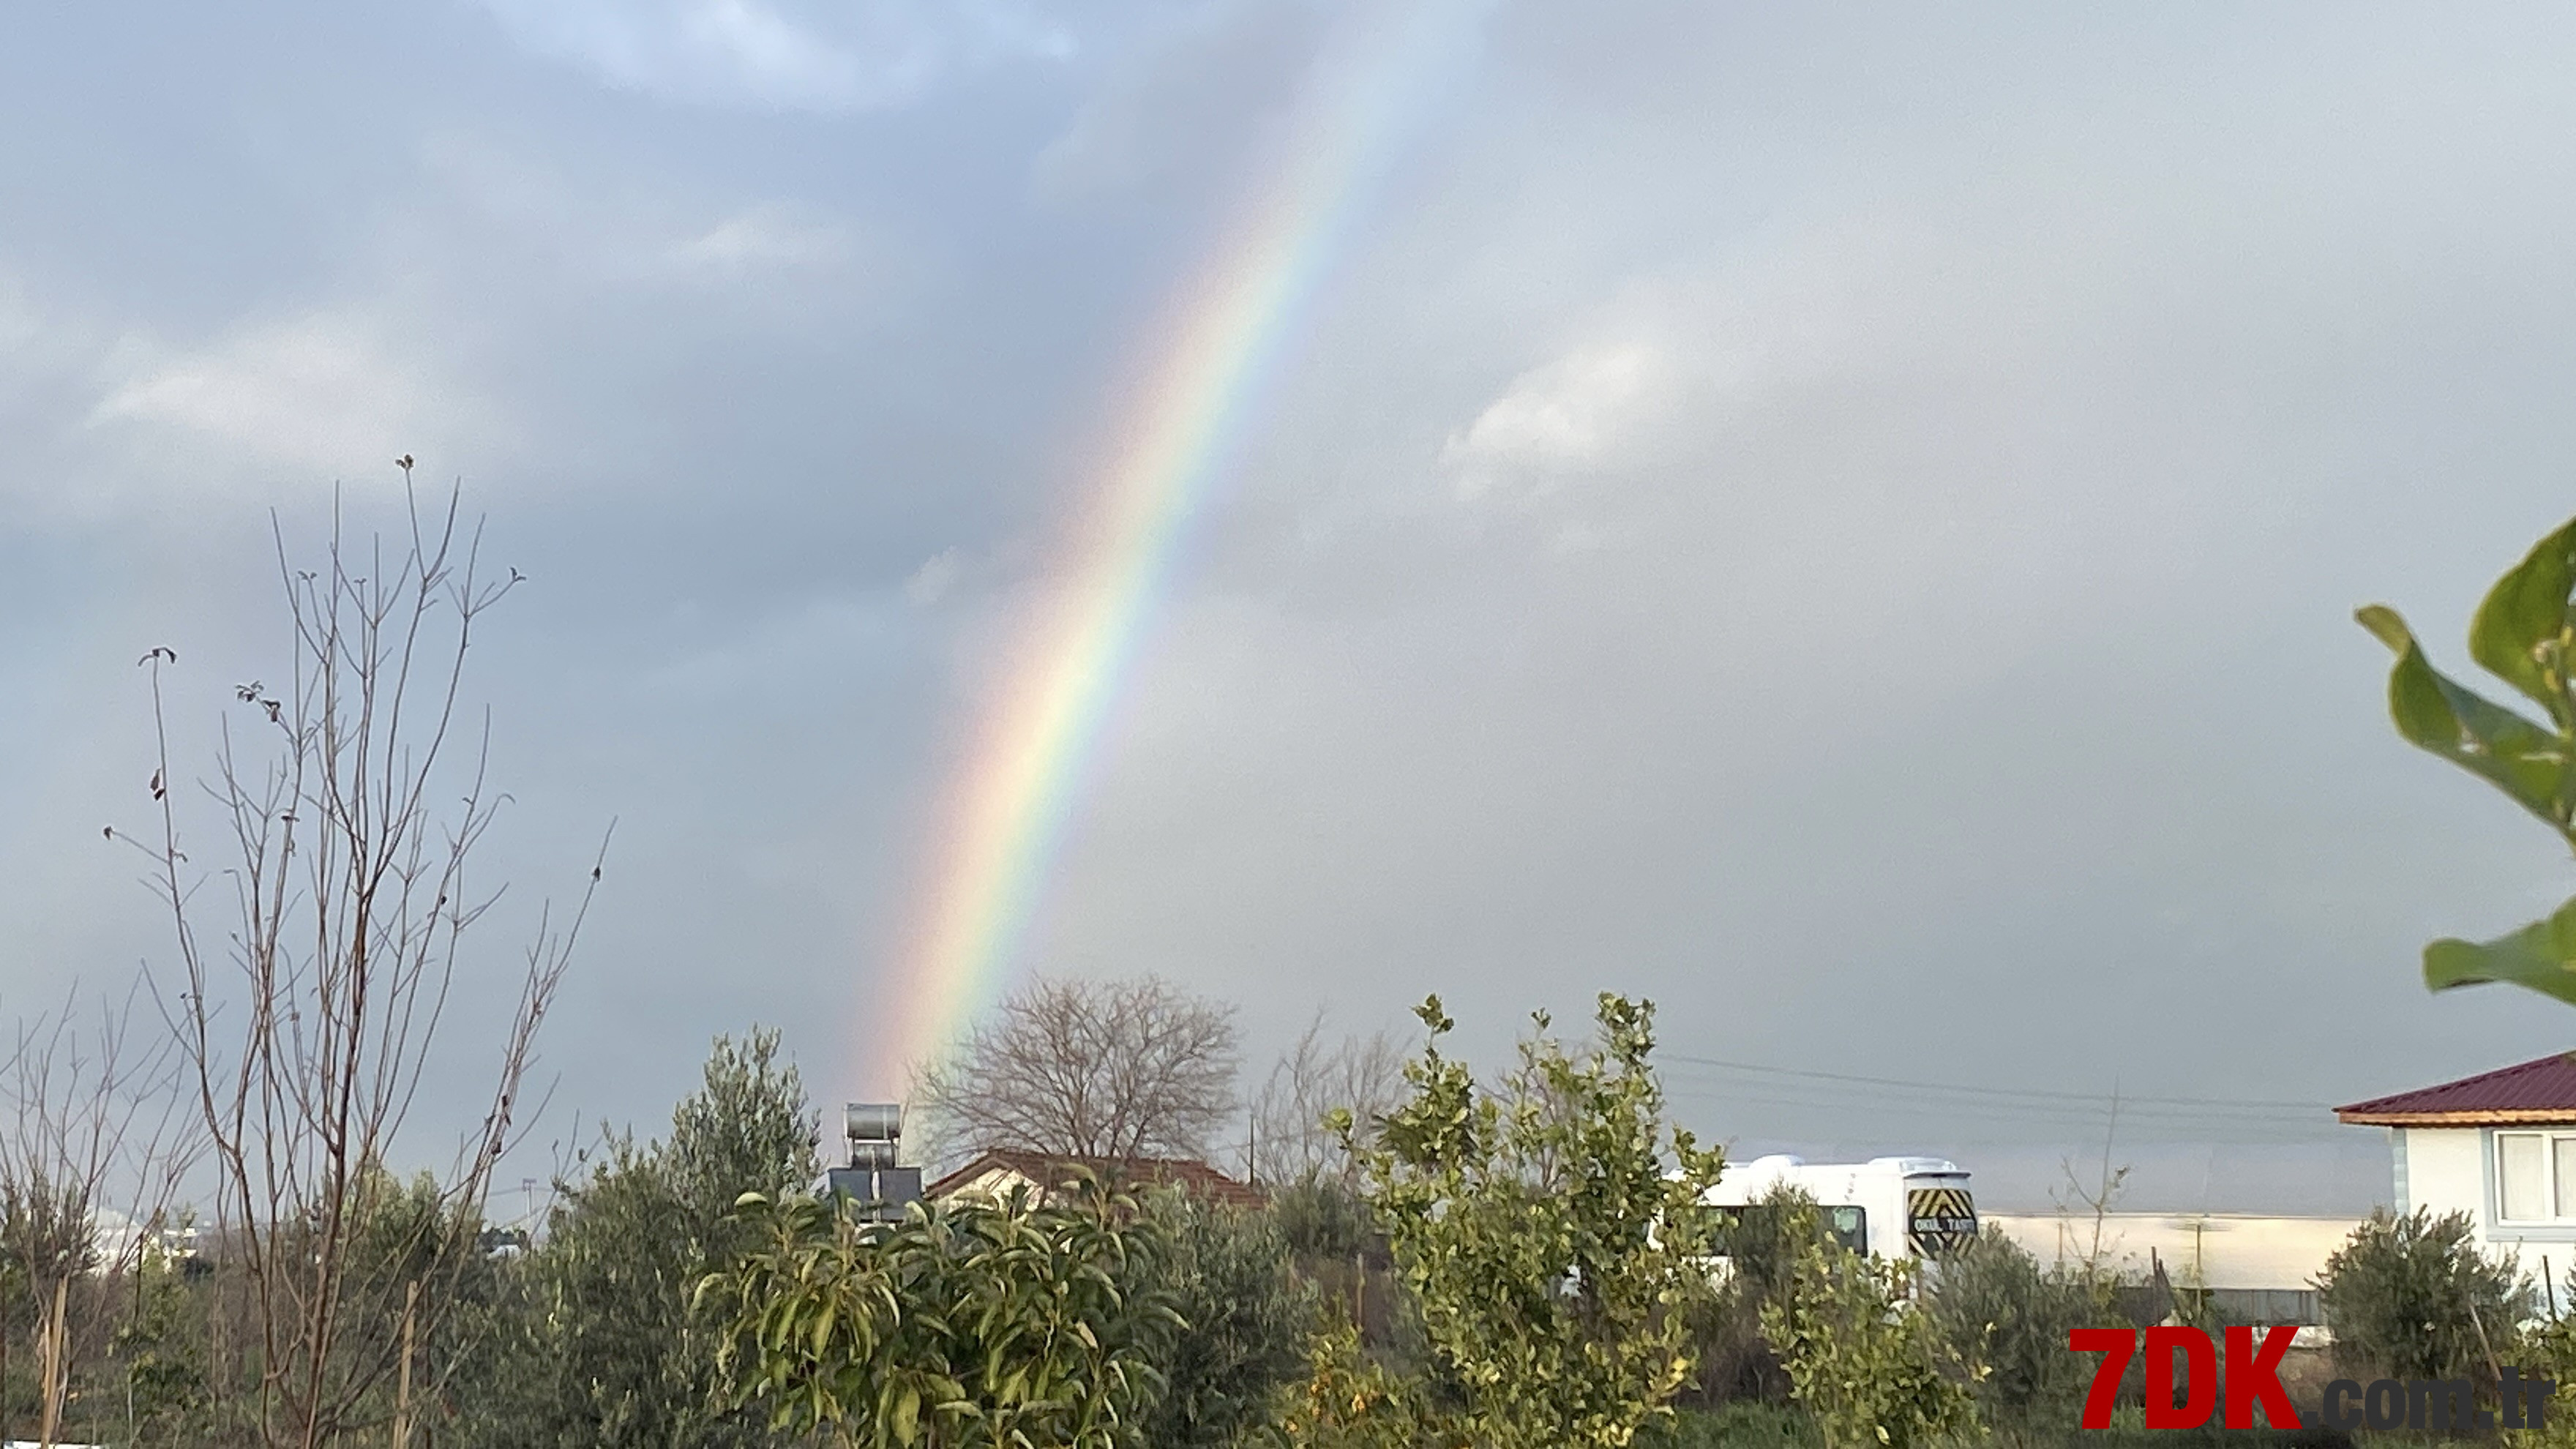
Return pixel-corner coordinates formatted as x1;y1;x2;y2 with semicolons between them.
707;1177;1181;1449
33;482;2576;1445
1759;1213;1975;1449
2316;1205;2528;1384
1322;993;1729;1449
457;1029;820;1449
2359;512;2576;1004
1917;1228;2102;1445
1131;1195;1312;1449
912;975;1242;1169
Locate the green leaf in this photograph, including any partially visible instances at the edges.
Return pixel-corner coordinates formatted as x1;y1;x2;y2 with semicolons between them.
2357;604;2572;828
893;1384;921;1446
2470;514;2576;725
2425;894;2576;1006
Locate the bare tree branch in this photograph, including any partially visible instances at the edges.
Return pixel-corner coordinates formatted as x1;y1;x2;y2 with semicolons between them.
912;976;1240;1171
127;473;603;1449
1247;1012;1404;1186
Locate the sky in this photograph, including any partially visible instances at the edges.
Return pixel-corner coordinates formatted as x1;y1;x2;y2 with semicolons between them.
7;1;2576;1213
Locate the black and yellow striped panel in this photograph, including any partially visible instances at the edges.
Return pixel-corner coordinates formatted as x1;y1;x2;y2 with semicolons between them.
1906;1186;1977;1258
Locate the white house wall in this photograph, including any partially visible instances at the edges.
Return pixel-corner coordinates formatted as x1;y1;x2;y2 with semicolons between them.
2401;1127;2485;1226
2402;1125;2576;1301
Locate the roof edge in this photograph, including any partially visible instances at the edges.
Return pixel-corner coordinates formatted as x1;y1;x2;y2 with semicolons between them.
2338;1109;2576;1127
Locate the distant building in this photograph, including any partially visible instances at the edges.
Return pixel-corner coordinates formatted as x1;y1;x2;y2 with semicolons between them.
926;1150;1265;1211
2338;1050;2576;1296
1983;1212;2359;1325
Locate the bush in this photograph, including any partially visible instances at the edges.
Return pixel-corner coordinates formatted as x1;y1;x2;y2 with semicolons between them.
2317;1207;2528;1383
2511;1311;2576;1449
1641;1403;1821;1449
1922;1227;2102;1442
1134;1194;1314;1449
1759;1223;1977;1449
1685;1189;1816;1407
1272;1176;1382;1266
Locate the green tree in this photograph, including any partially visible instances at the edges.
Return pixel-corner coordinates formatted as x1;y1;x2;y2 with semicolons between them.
2358;514;2576;1003
707;1177;1180;1449
2318;1208;2528;1384
1759;1223;1975;1449
455;1029;819;1449
1134;1194;1312;1449
1329;994;1727;1449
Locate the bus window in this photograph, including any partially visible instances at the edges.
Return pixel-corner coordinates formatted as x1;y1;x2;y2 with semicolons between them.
1825;1206;1866;1254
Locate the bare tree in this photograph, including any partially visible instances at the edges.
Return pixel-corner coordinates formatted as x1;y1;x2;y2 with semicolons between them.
913;976;1240;1169
0;982;199;1442
127;474;603;1449
1246;1013;1404;1186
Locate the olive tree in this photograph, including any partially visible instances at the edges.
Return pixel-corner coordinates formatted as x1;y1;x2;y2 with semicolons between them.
2318;1208;2527;1384
454;1030;819;1449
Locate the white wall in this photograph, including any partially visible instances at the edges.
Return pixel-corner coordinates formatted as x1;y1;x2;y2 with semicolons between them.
2398;1125;2576;1303
1983;1213;2358;1292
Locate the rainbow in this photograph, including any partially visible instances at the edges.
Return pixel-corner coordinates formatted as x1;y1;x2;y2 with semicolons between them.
864;0;1489;1096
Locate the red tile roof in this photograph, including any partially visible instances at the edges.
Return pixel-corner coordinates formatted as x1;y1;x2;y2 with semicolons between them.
924;1149;1267;1209
2337;1052;2576;1125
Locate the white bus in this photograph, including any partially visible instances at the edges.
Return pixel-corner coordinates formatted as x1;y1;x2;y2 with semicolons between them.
1701;1155;1978;1262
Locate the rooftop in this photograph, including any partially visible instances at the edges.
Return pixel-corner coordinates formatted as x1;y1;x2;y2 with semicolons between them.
2336;1052;2576;1125
924;1148;1267;1210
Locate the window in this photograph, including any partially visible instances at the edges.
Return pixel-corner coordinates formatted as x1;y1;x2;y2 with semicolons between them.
1826;1205;1867;1254
1709;1203;1868;1256
2495;1132;2576;1222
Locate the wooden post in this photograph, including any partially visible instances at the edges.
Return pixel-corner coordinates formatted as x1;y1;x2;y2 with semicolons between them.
1352;1252;1365;1338
393;1279;418;1449
37;1274;67;1449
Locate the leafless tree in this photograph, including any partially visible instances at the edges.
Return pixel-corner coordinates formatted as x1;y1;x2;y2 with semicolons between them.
126;473;604;1449
1246;1013;1404;1186
912;975;1240;1169
0;981;199;1442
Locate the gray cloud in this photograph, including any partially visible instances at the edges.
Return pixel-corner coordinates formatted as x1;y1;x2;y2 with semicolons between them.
6;1;2576;1210
476;0;1074;111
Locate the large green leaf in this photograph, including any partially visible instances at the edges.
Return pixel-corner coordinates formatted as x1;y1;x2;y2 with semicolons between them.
2471;515;2576;726
2425;894;2576;1006
2357;604;2573;830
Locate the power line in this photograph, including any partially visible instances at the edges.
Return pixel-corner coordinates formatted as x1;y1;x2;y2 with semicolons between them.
1657;1052;2331;1115
1658;1082;2334;1137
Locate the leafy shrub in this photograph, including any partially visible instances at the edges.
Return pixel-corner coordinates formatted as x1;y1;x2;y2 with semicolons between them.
1759;1224;1977;1449
2510;1311;2576;1449
710;1177;1181;1449
1684;1188;1816;1407
1276;1317;1464;1449
2317;1207;2527;1382
1641;1402;1821;1449
1326;994;1729;1449
1271;1176;1382;1265
1921;1227;2101;1442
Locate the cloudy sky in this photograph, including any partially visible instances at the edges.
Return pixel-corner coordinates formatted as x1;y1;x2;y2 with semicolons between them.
8;1;2576;1212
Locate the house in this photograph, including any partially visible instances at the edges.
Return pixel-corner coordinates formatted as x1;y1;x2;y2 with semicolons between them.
925;1149;1266;1210
2338;1051;2576;1298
